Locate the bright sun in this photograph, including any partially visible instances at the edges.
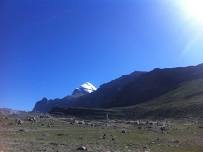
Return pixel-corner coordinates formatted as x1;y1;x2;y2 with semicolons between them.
179;0;203;25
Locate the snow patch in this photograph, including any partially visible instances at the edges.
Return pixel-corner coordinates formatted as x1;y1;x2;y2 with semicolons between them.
72;82;97;96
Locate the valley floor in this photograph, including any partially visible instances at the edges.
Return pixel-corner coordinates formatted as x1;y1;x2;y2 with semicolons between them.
0;115;202;152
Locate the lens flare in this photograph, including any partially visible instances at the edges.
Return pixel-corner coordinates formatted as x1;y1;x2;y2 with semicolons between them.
179;0;203;26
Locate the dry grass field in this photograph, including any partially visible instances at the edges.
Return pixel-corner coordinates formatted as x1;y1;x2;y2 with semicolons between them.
0;114;202;152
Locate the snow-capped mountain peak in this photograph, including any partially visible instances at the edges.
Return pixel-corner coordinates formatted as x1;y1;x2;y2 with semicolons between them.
80;82;97;93
72;82;97;96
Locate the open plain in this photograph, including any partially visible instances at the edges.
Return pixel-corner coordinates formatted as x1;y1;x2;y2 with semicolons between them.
0;114;202;152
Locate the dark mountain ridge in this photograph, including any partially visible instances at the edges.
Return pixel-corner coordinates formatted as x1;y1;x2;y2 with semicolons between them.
33;71;145;112
33;64;203;115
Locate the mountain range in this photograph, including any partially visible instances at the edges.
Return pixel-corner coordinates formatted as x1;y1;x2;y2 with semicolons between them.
33;63;203;118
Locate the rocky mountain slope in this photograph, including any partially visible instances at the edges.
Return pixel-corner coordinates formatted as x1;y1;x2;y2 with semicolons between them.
33;64;203;117
33;82;97;112
51;78;203;119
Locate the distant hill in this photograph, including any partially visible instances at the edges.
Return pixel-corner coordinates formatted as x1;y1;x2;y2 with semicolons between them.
0;108;23;116
33;64;203;118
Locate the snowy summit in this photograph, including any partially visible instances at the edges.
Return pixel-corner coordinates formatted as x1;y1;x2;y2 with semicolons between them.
72;82;97;96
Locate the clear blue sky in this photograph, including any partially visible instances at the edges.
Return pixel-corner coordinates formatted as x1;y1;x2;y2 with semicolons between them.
1;0;203;110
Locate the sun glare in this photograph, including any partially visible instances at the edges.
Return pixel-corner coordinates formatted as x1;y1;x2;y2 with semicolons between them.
179;0;203;25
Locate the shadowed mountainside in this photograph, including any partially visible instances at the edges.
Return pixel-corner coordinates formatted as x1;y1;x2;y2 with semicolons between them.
34;64;203;118
51;78;203;119
33;71;145;112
